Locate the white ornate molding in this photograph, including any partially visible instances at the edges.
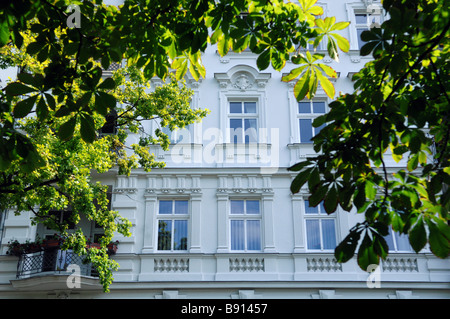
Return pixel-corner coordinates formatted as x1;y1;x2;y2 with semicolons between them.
214;65;271;91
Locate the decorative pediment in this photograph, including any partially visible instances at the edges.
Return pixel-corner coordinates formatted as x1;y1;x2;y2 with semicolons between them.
214;65;271;91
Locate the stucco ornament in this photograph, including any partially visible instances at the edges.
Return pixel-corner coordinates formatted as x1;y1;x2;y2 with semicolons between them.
233;74;253;91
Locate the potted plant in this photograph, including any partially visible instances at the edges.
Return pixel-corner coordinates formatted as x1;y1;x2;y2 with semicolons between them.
26;237;43;253
107;240;119;255
86;237;101;250
42;234;62;249
6;239;24;256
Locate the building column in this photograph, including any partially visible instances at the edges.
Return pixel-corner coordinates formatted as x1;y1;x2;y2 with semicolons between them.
189;192;202;253
262;191;276;252
142;191;157;253
216;192;229;253
292;193;305;253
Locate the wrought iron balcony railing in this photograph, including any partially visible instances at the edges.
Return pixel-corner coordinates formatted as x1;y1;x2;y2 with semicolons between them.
16;248;98;279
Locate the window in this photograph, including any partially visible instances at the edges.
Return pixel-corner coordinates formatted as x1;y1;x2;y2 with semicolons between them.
353;7;383;49
230;200;261;251
298;100;326;143
384;229;412;252
162;125;192;144
157;200;189;251
304;200;337;251
229;101;258;144
46;210;76;231
99;110;117;136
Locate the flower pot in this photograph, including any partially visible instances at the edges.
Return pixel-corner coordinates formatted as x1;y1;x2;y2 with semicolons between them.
9;246;23;256
43;239;60;249
87;243;101;249
27;244;42;253
107;243;118;255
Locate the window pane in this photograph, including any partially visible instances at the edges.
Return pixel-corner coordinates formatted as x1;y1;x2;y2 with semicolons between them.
246;200;260;215
174;200;189;215
300;119;313;143
385;230;395;251
231;220;245;250
298;102;310;113
230;119;242;143
231;200;245;214
313;102;325;113
174;220;188;250
247;220;261;251
304;200;319;214
314;123;326;136
159;201;172;214
158;220;172;250
322;219;337;250
244;102;257;113
230;102;242;113
244;118;257;143
357;27;368;48
355;14;367;24
174;127;191;143
395;232;411;251
306;219;321;250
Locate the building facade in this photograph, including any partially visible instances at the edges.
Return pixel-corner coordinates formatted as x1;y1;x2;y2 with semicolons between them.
0;0;449;299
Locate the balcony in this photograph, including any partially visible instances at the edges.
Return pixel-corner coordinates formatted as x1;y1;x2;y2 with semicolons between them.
16;248;98;279
10;248;102;291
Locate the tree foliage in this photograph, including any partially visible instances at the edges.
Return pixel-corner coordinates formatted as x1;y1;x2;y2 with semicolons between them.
0;0;349;291
289;0;450;270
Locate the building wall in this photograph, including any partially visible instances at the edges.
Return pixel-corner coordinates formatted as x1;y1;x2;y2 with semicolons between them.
0;0;449;299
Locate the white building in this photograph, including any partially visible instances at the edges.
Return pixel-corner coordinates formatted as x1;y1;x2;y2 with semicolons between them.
0;0;449;300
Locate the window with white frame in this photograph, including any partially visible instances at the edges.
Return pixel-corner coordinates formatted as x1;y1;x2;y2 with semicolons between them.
157;200;189;251
348;3;384;50
298;100;327;143
354;12;377;49
229;101;258;144
230;199;262;251
384;228;413;252
304;200;337;251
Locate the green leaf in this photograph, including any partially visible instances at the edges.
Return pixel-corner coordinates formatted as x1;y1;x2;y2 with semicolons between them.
256;49;271;71
58;117;77;141
316;71;335;99
365;180;377;200
373;233;389;260
36;96;49;121
407;153;419;171
357;233;379;271
217;35;232;57
308;185;328;207
13;94;38;118
282;65;307;82
409;216;427;253
330;33;350;52
95;92;116;116
426;218;450;258
5;82;37;96
335;226;362;263
287;160;311;172
98;78;116;90
80;114;97;143
293;69;311;101
0;20;10;46
323;185;338;214
290;168;311;194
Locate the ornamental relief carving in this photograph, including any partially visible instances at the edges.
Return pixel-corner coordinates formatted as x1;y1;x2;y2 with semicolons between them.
232;74;254;91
